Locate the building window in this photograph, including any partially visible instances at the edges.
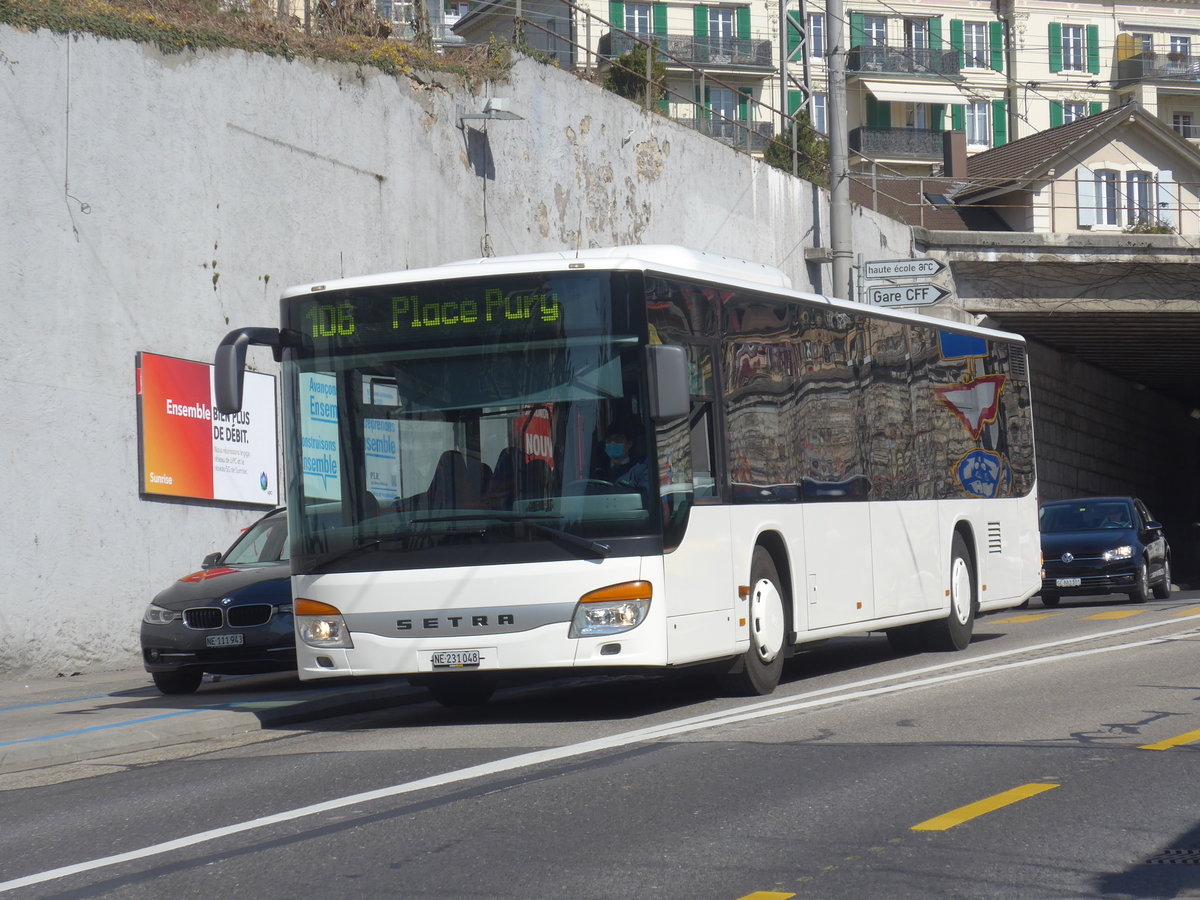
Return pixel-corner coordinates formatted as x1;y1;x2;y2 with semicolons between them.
377;0;413;24
1131;32;1153;54
963;22;988;69
625;2;650;34
1062;24;1085;71
710;7;735;54
1169;35;1191;58
965;101;989;146
904;18;928;50
809;13;824;58
1063;102;1087;124
812;93;827;133
1174;112;1195;139
1095;169;1120;225
863;16;886;47
1126;172;1153;225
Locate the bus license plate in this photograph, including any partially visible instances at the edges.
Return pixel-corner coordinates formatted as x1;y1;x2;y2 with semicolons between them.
206;633;244;648
1055;578;1081;588
432;650;481;669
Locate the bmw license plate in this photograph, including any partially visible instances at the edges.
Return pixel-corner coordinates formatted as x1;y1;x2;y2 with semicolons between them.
1055;578;1082;588
206;633;244;648
432;650;481;669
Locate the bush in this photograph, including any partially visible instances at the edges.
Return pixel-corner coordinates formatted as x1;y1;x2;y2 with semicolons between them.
603;43;667;105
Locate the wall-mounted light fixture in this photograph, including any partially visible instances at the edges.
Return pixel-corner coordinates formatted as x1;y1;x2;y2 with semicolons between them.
457;98;524;130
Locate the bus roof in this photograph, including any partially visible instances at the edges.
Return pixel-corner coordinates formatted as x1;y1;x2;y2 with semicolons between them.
280;245;1027;345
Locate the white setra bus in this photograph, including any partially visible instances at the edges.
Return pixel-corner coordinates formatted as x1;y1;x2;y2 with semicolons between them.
215;246;1040;705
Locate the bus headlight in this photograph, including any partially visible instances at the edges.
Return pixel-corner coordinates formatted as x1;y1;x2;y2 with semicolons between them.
1103;545;1134;561
570;581;652;638
295;598;354;649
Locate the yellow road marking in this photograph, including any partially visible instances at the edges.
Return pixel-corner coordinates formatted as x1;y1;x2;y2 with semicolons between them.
1141;729;1200;751
1170;606;1200;618
1081;610;1144;620
989;613;1063;624
737;893;796;900
912;783;1059;831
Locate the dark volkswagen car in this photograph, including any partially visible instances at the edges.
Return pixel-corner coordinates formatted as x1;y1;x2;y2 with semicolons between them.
141;508;293;694
1039;496;1172;607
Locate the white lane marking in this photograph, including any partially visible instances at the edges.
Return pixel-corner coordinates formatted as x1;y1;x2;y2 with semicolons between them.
3;616;1198;893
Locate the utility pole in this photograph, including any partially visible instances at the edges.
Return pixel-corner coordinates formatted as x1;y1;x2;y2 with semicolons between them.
826;0;853;301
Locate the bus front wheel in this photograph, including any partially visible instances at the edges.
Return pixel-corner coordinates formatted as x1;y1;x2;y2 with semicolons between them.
924;532;976;651
720;547;787;696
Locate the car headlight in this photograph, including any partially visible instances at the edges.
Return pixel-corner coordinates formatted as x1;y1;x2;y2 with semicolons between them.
295;598;353;649
143;604;181;625
570;581;652;638
1103;545;1134;561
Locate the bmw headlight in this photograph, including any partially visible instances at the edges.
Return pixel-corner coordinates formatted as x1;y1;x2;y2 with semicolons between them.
295;598;353;649
1103;545;1134;561
143;604;181;625
570;581;652;638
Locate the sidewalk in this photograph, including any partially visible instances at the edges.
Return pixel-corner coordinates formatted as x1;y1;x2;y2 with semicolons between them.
0;668;423;777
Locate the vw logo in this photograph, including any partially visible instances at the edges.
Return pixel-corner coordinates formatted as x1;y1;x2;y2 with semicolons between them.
1060;553;1074;564
221;597;234;606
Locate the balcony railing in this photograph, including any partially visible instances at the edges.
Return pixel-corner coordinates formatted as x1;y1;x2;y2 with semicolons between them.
672;117;774;152
604;32;773;69
850;126;945;158
847;45;961;77
1117;51;1200;84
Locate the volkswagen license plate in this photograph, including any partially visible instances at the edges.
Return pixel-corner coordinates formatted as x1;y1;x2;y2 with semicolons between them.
1055;578;1081;588
206;633;244;648
432;650;481;669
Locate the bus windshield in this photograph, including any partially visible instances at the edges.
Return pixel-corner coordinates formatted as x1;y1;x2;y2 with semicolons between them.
282;272;659;572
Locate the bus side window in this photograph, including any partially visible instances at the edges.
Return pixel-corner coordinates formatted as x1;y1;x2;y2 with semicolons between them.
690;405;716;499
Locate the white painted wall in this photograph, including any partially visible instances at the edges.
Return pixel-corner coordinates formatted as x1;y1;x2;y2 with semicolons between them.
0;24;911;676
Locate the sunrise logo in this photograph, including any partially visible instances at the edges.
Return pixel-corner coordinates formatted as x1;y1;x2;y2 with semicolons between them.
260;472;269;491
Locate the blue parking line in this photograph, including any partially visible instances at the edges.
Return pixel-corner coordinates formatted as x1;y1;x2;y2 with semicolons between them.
0;695;114;713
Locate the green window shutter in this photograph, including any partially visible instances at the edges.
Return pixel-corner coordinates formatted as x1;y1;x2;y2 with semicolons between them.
788;89;802;116
950;19;964;68
787;10;802;61
930;104;945;129
991;99;1007;146
989;21;1004;72
693;5;708;37
866;94;891;129
738;88;750;122
609;1;623;28
1050;100;1063;128
951;104;965;131
1086;24;1100;74
928;17;942;51
652;3;666;35
736;6;750;40
850;12;865;49
694;85;710;120
1048;22;1062;72
1089;100;1104;116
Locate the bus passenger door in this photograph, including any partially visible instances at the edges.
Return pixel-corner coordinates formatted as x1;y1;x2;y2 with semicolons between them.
803;503;874;628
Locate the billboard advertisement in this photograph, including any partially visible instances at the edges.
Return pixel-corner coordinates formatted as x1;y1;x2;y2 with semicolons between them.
137;351;279;505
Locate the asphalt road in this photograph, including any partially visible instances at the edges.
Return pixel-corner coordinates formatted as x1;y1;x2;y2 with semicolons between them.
3;592;1200;899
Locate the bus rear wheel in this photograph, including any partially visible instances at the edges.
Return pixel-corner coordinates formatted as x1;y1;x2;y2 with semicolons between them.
924;533;976;652
720;547;786;696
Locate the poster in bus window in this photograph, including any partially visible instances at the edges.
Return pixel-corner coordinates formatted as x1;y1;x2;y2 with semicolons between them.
136;351;278;505
300;373;341;501
364;418;401;502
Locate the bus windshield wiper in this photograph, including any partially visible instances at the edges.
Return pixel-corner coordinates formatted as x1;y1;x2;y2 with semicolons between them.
310;537;382;572
521;518;611;558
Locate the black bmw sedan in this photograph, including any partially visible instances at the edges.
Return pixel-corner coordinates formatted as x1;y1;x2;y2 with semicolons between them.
140;508;293;694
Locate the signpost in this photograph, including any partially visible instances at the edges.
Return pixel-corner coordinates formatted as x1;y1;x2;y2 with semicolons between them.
859;257;950;308
865;283;951;308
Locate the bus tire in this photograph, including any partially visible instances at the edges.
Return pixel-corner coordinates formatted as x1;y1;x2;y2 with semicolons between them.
720;547;786;696
425;674;498;707
924;532;976;652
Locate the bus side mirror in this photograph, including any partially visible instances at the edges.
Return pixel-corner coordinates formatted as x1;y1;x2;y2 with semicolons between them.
647;344;689;422
214;327;284;414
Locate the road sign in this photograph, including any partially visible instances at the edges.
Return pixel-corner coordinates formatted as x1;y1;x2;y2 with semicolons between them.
866;283;951;308
862;258;945;279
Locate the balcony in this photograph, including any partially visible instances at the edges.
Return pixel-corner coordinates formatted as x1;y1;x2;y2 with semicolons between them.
604;32;773;70
1117;51;1200;85
850;126;945;159
672;117;774;153
847;45;961;78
